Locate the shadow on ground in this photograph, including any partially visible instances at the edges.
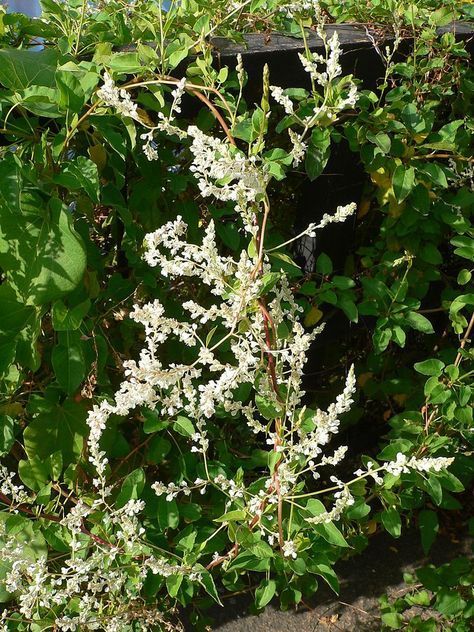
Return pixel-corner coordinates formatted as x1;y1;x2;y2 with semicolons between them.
197;525;472;632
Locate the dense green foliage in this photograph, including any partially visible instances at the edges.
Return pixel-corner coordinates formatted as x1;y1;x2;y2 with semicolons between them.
0;1;472;630
380;520;474;631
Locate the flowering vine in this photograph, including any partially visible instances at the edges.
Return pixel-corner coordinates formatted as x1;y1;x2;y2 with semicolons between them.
0;12;460;632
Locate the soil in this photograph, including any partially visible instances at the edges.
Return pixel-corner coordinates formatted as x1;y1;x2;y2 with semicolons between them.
206;526;472;632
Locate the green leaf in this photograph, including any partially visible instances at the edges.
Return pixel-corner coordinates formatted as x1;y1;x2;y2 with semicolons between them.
309;563;339;594
258;272;281;296
229;551;270;572
404;311;434;334
392;165;415;203
305;128;331;181
305;498;326;517
166;34;193;69
381;612;403;629
249;540;274;559
108;52;143;74
316;253;333;275
115;468;145;508
425;474;443;506
166;573;183;598
18;456;50;491
381;507;402;538
142;410;169;434
414;359;445;376
346;498;371;520
417;163;448;189
255;395;284;420
53;156;100;203
0;416;15;457
0;285;35;337
401;103;424;133
434;589;466;617
255;579;276;608
419;510;438;555
215;510;247;523
337;295;358;322
147;436;171;464
13;85;61;118
23;400;88;465
313;521;349;548
420;243;442;265
51;299;91;331
56;66;85;113
367;131;391;154
457;269;472;285
215;221;240;251
391;325;406;348
0;163;87;305
157;497;179;530
451;236;474;262
52;331;86;394
233;119;255;143
199;569;223;605
373;327;392;353
173;415;195;438
0;49;59;90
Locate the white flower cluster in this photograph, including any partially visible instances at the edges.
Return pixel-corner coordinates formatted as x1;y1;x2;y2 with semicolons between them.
97;71;140;121
0;492;193;631
270;85;294;115
288;128;307;166
384;453;455;477
314;201;357;229
282;539;298;558
306;483;355;525
298;31;343;87
270;30;359;168
187;126;267;234
153;479;192;501
280;0;320;19
140;77;188;161
0;465;30;504
272;30;358;118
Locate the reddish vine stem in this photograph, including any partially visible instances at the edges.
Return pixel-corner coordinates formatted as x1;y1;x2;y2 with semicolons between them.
253;199;285;550
187;88;236;146
0;491;112;548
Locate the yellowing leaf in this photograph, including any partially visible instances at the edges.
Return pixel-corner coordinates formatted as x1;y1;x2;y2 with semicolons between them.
357;196;371;219
304;305;323;327
88;144;107;171
369;166;391;190
392;393;408;406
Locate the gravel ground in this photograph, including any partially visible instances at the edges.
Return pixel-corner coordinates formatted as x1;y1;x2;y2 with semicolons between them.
205;527;472;632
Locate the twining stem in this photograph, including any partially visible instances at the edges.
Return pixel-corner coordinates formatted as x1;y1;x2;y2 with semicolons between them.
63;76;236;154
455;311;474;367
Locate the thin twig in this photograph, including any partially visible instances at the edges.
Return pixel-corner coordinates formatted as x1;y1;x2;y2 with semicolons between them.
454;310;474;367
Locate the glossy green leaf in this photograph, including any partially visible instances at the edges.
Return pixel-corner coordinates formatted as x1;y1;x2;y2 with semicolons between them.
419;509;438;555
381;507;402;538
52;331;86;394
305;127;331;181
414;359;445;376
255;579;276;608
23;400;88;464
392;165;415;202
